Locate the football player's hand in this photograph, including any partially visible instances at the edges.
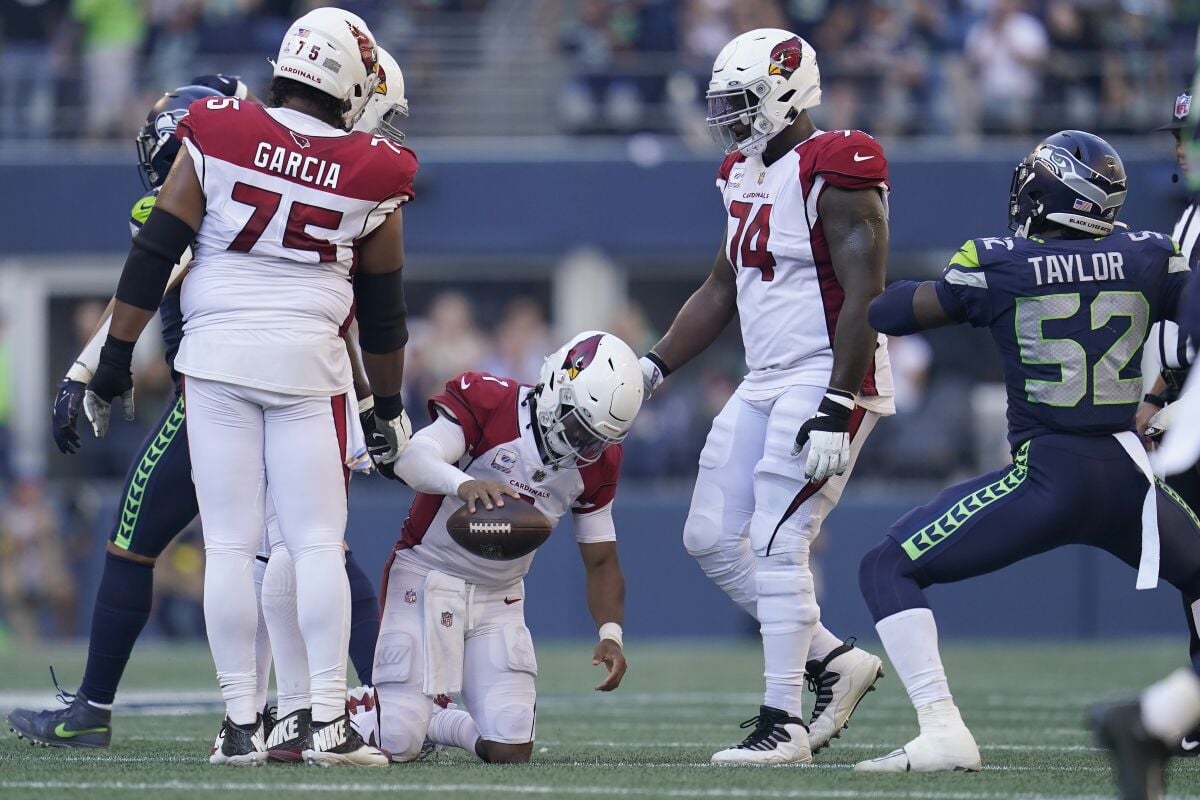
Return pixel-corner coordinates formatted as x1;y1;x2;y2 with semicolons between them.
793;388;856;482
359;406;398;480
371;409;412;465
84;339;136;439
52;379;87;454
457;480;520;513
1146;402;1178;442
592;639;627;691
639;355;666;398
1136;400;1162;447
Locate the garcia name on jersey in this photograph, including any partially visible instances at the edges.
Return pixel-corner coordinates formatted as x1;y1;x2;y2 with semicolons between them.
717;129;894;412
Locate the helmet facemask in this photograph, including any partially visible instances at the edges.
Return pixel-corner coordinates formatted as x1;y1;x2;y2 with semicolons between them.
706;80;776;156
536;381;626;468
376;100;408;144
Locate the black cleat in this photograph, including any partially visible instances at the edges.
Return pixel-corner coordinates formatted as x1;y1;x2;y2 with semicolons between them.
303;714;388;767
266;709;311;763
7;671;112;749
1176;722;1200;757
209;715;267;766
1091;701;1170;800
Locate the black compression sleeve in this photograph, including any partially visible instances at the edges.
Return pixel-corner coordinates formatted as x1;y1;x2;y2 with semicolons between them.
116;208;195;311
354;268;408;354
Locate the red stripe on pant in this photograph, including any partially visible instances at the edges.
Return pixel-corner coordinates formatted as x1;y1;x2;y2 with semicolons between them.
378;549;397;617
765;405;868;556
332;393;349;496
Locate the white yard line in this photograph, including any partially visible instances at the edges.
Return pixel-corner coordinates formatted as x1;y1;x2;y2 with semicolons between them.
0;780;1177;800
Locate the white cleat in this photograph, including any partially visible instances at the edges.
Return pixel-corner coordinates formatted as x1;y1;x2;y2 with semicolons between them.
853;727;981;773
303;714;389;767
711;705;812;765
806;638;884;753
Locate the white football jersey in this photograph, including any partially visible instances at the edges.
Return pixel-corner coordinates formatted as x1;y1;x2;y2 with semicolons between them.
390;372;622;588
717;129;894;413
174;98;417;396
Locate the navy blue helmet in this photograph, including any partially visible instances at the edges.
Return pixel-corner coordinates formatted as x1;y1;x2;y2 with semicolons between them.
1008;130;1128;238
135;85;223;188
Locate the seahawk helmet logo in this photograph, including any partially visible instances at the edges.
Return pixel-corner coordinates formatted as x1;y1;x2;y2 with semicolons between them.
346;21;378;78
563;333;604;380
1176;92;1192;121
153;108;188;142
768;36;802;78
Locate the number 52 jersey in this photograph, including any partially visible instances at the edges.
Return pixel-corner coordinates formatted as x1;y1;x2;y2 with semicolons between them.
935;230;1191;448
717;129;894;413
174;96;418;396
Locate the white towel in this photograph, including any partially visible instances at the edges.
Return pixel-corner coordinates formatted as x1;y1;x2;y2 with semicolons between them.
422;570;468;696
1114;431;1160;590
1154;374;1200;478
343;396;374;474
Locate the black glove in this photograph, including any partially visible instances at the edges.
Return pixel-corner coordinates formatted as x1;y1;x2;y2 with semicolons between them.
360;407;399;481
52;378;86;454
83;337;136;438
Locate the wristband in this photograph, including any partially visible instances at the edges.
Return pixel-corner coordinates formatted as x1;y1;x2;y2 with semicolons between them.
357;395;375;415
644;351;672;379
374;392;405;420
99;335;136;370
1144;393;1167;409
598;622;623;649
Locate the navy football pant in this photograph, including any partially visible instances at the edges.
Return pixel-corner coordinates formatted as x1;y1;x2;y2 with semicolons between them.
82;393;379;704
860;434;1200;671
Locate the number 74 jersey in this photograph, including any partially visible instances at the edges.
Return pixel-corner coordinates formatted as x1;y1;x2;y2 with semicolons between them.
173;96;417;396
717;129;894;413
936;231;1191;448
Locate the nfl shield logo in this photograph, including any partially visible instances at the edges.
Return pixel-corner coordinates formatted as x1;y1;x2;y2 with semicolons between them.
404;589;417;604
532;469;547;483
441;611;454;628
1177;92;1192;121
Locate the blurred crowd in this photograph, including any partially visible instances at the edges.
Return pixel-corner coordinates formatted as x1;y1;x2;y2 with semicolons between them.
0;0;1194;142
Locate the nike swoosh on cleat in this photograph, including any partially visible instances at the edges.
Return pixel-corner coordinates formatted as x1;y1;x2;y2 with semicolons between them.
852;153;874;162
53;723;108;738
1182;737;1200;751
503;597;521;605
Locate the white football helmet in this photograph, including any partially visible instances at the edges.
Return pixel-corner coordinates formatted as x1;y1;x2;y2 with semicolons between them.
534;332;644;468
706;28;821;157
355;46;408;143
273;7;381;129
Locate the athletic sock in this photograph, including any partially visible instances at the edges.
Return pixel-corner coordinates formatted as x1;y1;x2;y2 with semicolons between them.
428;708;481;756
80;553;155;705
253;556;272;711
261;545;310;717
806;623;844;664
345;549;380;685
916;698;967;733
1141;668;1200;743
204;550;260;726
875;607;953;712
293;544;351;723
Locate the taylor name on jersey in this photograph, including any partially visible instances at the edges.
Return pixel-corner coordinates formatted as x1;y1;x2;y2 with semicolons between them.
392;372;621;588
718;129;894;410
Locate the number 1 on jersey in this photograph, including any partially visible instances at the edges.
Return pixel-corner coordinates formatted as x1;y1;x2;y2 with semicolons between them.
728;201;775;281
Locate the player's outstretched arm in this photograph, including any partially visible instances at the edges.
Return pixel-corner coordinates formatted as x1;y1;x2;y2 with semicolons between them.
578;538;627;691
355;209;411;463
639;239;737;396
866;280;953;335
84;151;203;438
390;414;520;510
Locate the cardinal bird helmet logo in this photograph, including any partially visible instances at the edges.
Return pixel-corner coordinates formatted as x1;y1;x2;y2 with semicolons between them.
563;334;603;380
768;36;802;78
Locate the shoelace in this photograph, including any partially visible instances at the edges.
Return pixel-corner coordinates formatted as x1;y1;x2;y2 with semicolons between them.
49;666;77;707
735;714;790;750
806;670;837;719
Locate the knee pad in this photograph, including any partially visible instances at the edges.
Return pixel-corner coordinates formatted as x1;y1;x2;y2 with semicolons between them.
755;552;818;634
373;631;415;686
374;682;431;761
859;537;925;622
682;509;723;556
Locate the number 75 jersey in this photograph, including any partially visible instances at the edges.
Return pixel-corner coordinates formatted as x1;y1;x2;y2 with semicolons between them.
173;96;417;396
717;129;894;411
935;231;1191;448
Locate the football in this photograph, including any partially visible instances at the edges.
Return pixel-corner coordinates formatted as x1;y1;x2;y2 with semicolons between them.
446;500;553;561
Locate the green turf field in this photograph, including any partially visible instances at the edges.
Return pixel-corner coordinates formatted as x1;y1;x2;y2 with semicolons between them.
1;639;1198;799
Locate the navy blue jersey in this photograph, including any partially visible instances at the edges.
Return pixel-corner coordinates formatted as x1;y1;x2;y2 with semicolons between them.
129;189;184;377
934;231;1190;447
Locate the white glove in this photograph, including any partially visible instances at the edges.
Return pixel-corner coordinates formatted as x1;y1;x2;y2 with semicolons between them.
792;389;856;482
1145;402;1178;440
373;409;412;465
639;354;668;398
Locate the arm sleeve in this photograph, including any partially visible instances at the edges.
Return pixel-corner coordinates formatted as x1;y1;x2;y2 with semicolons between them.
935;239;992;326
390;416;471;497
573;503;616;544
